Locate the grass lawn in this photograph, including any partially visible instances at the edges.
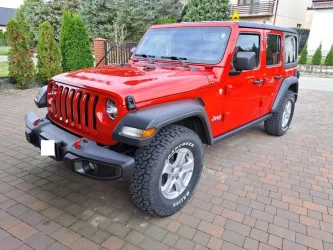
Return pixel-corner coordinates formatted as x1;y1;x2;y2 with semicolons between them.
0;62;9;77
0;46;10;56
306;56;326;65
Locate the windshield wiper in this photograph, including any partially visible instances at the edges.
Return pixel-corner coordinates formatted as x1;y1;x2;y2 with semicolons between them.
134;54;155;64
161;56;189;68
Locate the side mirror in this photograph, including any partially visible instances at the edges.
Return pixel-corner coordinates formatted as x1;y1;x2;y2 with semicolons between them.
130;47;136;53
235;52;256;71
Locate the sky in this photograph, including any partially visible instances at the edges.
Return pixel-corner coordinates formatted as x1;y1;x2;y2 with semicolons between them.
0;0;24;9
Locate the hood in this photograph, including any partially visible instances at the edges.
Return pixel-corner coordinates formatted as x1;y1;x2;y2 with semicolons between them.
52;65;211;105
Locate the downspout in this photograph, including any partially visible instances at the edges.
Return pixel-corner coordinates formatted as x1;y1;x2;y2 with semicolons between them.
273;0;280;25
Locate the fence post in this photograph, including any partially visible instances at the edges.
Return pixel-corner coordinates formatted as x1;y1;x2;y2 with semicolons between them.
93;38;107;66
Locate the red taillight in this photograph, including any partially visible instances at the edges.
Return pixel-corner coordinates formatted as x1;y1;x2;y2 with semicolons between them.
74;139;83;149
33;119;40;126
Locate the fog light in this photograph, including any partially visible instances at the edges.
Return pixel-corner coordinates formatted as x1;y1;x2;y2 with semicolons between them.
88;162;97;170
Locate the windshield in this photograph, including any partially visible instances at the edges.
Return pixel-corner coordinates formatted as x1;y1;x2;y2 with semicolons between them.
135;26;231;64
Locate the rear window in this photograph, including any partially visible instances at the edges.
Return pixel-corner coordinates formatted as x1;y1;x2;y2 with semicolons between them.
285;35;297;64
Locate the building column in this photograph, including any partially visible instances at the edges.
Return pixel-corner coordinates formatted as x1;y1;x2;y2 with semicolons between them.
93;38;107;66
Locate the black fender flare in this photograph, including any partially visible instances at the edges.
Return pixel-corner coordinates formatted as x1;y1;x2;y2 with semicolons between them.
271;76;298;113
113;99;213;147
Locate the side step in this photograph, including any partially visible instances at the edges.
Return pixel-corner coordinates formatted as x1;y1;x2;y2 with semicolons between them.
212;114;272;145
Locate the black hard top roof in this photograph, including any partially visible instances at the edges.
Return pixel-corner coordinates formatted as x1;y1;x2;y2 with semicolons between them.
237;22;297;34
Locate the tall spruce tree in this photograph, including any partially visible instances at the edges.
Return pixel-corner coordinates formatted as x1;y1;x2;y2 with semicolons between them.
312;43;322;65
37;21;62;84
182;0;230;22
298;41;308;64
325;44;333;66
60;11;94;72
6;19;35;89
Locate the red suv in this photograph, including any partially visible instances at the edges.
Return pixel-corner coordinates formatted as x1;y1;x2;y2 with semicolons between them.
25;21;299;217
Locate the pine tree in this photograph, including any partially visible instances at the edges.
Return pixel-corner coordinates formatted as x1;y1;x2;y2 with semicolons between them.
312;43;322;65
60;11;94;72
298;41;308;64
325;44;333;66
37;21;62;84
6;19;35;89
182;0;230;22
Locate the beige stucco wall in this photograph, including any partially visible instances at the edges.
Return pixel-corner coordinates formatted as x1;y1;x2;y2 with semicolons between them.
308;8;333;57
274;0;312;27
304;9;314;29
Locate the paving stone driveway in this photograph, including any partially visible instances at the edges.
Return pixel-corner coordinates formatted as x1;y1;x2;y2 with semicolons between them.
0;88;333;250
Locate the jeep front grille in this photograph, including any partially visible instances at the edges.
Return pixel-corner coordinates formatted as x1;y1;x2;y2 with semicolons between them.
50;82;98;135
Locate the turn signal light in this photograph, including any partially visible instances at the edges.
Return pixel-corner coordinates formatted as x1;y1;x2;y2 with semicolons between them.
141;128;156;138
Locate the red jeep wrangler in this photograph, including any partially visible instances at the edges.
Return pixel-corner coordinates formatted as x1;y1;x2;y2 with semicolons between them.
25;21;299;217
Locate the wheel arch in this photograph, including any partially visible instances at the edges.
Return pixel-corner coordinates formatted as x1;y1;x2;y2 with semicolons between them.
272;76;298;113
113;99;213;147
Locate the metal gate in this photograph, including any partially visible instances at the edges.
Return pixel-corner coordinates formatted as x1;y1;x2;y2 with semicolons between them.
97;42;138;66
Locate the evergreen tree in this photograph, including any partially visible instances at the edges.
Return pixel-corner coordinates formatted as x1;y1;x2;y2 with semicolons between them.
37;21;62;84
182;0;230;22
16;0;79;47
79;0;182;42
325;44;333;66
312;43;322;65
6;19;35;89
60;11;94;72
298;41;308;64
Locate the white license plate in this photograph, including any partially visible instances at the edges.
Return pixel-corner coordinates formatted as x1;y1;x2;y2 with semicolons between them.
40;140;55;156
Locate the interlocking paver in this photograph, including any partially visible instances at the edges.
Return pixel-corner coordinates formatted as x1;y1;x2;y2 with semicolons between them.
0;88;333;250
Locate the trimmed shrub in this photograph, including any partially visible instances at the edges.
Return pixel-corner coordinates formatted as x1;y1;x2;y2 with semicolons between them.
37;21;62;84
312;43;322;65
298;41;308;64
325;44;333;66
6;19;35;89
60;10;94;72
292;28;310;53
156;18;177;24
0;30;4;39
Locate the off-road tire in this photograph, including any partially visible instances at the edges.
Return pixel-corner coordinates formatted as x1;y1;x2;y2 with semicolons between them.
264;90;295;136
129;125;204;217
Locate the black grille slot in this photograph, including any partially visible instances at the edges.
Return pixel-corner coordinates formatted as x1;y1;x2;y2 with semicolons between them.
93;97;98;130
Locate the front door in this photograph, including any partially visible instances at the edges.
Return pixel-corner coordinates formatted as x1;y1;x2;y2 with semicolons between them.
222;29;265;132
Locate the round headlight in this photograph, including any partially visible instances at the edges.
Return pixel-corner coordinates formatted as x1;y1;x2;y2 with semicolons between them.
106;99;118;120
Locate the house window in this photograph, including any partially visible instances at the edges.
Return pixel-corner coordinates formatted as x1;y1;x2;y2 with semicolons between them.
234;33;260;68
285;35;297;64
266;34;281;66
297;24;301;28
238;0;259;5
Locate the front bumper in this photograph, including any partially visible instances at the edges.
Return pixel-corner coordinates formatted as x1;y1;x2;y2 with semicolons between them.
25;112;135;181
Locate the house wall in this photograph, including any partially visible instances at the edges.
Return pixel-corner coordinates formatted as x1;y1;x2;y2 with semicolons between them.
0;26;6;32
274;0;312;28
307;8;333;56
304;9;314;29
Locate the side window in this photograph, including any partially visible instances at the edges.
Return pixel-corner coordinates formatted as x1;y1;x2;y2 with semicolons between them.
266;34;281;66
234;34;260;68
285;35;297;64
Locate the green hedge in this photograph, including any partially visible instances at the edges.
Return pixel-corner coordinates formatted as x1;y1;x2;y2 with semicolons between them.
37;21;62;84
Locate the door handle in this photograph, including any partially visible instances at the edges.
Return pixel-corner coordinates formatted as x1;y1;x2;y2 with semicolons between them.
253;80;264;85
275;75;282;79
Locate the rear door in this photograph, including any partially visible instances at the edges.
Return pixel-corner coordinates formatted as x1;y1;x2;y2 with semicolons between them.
259;30;283;116
222;29;265;131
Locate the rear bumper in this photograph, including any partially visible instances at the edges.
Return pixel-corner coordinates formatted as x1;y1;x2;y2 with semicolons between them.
24;112;135;181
